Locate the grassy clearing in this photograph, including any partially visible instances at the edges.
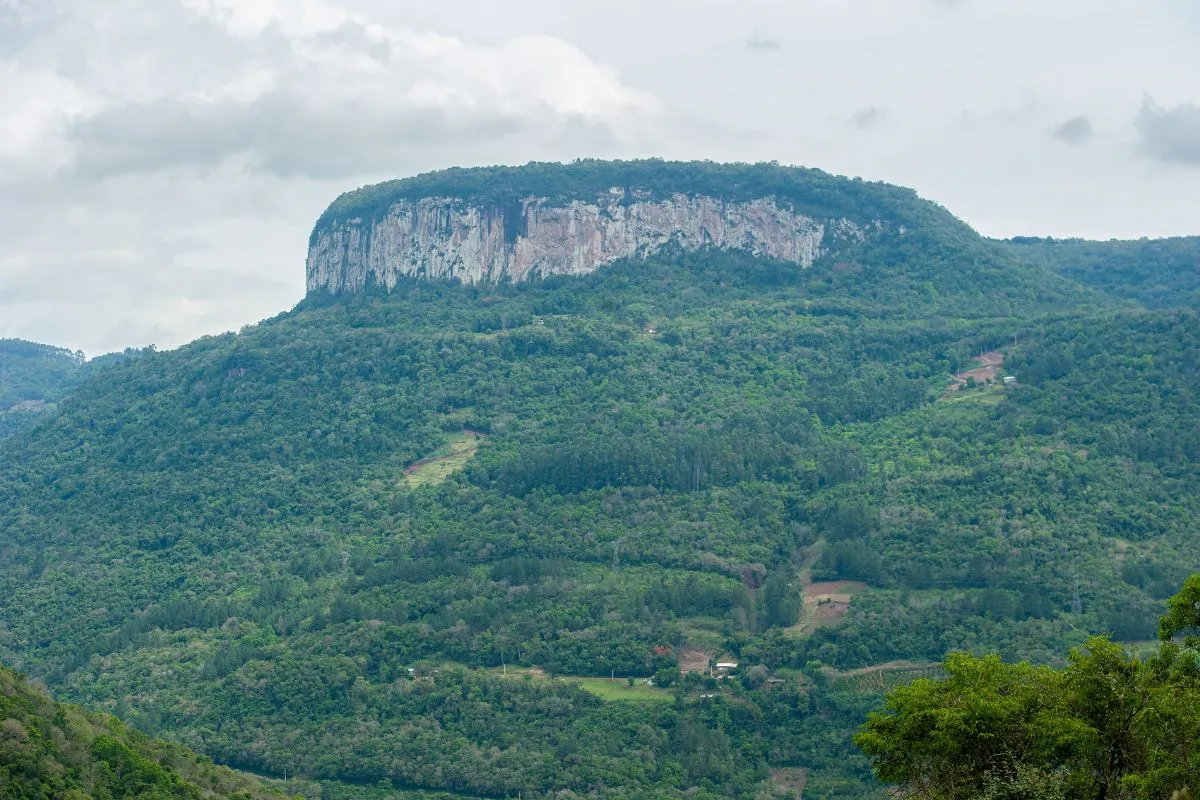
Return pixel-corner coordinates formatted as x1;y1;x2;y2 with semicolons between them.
570;677;673;702
402;432;483;487
489;666;673;702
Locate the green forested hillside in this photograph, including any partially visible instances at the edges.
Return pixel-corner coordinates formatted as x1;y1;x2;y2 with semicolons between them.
0;662;282;800
2;163;1198;799
0;340;148;439
0;339;84;438
1002;235;1200;309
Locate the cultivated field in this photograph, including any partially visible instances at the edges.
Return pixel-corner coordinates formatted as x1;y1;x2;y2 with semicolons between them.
830;660;944;692
787;580;869;637
402;430;484;487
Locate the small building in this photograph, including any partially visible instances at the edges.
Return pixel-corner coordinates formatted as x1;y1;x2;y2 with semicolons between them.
1003;376;1017;385
714;661;739;675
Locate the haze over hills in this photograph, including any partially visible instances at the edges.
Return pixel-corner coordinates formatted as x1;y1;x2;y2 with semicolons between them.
2;161;1198;799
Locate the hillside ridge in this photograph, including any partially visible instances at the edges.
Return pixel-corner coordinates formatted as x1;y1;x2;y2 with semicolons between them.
0;661;283;799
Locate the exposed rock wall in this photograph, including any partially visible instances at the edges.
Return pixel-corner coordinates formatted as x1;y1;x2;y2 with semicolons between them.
306;189;866;293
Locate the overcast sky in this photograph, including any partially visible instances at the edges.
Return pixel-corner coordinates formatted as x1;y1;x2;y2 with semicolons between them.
2;0;1198;355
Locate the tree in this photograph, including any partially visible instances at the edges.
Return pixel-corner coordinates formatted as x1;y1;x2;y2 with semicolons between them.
1159;574;1200;646
855;575;1200;800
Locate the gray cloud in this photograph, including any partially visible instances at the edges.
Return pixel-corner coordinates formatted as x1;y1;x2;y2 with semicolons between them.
744;33;780;52
68;97;529;180
1050;115;1093;146
1136;97;1200;166
849;106;886;130
3;0;661;183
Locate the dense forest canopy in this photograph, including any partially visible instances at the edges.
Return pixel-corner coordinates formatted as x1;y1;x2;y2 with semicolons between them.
1002;235;1200;310
0;661;283;800
0;338;84;408
0;339;85;440
3;162;1199;799
0;341;150;440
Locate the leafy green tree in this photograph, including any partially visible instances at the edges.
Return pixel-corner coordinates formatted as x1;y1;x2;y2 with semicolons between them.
856;576;1200;800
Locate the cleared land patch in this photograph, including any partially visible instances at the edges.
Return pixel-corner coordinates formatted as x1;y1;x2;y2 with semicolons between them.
769;767;808;798
943;350;1009;397
402;431;484;487
678;646;715;674
830;660;943;692
787;580;869;637
490;666;672;702
570;677;673;702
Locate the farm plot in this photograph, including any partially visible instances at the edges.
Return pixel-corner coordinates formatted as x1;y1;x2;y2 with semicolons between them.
402;431;485;487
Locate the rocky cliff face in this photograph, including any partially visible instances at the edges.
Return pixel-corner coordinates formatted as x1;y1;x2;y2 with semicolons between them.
306;189;869;294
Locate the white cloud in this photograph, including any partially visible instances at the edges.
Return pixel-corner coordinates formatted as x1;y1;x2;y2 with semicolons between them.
1;0;1199;354
0;0;662;354
4;0;659;181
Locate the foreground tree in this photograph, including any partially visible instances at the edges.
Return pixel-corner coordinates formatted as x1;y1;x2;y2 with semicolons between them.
855;576;1200;800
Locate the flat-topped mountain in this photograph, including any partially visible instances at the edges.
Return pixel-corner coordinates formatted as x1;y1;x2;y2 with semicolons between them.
306;159;980;294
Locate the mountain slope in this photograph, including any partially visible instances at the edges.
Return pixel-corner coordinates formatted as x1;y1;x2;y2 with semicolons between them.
1;162;1197;799
0;662;282;800
0;340;85;438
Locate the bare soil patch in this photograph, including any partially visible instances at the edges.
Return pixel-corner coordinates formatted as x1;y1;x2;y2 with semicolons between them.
805;580;868;598
678;647;713;674
945;351;1006;394
788;581;870;636
808;598;851;626
770;767;808;797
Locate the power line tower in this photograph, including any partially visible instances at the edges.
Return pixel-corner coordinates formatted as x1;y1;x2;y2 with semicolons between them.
1072;573;1083;616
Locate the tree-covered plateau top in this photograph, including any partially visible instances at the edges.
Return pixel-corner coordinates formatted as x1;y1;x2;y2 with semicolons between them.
310;159;971;245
